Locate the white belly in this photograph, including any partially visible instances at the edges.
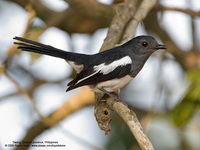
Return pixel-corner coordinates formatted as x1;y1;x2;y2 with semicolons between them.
91;75;133;93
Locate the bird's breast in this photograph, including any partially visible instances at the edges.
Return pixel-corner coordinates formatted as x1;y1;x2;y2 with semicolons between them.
90;75;133;93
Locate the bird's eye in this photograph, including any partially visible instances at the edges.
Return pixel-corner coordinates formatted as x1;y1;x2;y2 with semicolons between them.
142;42;148;47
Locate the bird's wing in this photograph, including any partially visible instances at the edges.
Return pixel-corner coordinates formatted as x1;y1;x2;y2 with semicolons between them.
66;52;132;91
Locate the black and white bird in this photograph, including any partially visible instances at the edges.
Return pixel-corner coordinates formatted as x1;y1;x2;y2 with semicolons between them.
13;36;167;99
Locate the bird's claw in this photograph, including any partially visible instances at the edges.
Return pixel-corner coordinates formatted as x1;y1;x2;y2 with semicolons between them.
98;88;127;110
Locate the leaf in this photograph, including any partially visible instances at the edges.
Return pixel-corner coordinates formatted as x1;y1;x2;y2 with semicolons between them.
172;69;200;127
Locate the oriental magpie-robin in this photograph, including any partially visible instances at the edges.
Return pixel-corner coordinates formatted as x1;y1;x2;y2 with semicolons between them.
13;36;167;100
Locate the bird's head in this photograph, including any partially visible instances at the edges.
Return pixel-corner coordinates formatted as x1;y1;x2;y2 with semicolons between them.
128;36;167;55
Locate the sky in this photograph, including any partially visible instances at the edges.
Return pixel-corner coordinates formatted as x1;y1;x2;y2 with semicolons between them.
0;0;200;150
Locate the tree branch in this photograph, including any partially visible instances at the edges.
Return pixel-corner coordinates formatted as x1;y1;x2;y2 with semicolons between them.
65;0;115;20
107;98;154;150
100;0;140;51
158;5;200;17
11;0;115;33
121;0;158;43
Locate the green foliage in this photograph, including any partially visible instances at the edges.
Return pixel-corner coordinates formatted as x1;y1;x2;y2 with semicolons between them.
172;69;200;127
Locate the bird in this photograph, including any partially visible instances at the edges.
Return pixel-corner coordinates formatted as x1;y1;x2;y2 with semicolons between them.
13;36;167;103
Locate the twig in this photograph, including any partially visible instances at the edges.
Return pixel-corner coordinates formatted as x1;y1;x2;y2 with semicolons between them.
7;3;36;57
121;0;158;43
3;72;52;126
100;0;139;51
159;5;200;17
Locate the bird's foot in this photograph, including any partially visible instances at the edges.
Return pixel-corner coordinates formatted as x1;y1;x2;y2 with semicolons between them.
98;88;127;110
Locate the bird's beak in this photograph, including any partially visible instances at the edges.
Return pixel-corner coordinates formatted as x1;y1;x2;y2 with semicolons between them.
154;44;167;50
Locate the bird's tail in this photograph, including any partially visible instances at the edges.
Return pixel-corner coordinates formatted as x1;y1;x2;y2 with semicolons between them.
13;36;71;60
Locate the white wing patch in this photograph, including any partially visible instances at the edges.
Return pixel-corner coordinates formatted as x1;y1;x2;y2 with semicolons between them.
75;56;132;85
93;56;132;75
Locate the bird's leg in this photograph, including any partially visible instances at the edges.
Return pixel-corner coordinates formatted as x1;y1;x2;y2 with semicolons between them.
98;88;123;110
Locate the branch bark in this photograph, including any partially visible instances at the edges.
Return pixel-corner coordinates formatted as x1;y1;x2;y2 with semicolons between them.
108;98;154;150
158;5;200;17
100;0;140;51
121;0;158;43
